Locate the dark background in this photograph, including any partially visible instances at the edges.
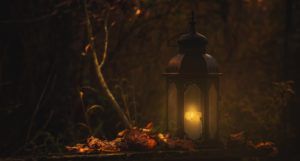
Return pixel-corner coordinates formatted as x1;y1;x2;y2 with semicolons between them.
0;0;299;160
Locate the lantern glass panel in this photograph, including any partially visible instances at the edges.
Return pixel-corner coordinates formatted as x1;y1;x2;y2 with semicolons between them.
184;84;203;140
168;83;178;134
209;83;218;139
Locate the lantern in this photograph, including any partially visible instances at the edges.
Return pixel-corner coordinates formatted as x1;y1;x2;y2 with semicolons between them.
164;13;222;147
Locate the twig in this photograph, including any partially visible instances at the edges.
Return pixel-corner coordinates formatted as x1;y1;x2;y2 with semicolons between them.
78;89;92;134
0;10;57;24
109;2;181;61
99;13;109;68
14;105;55;155
26;57;57;141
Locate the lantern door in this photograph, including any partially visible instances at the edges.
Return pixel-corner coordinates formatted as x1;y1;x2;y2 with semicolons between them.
167;82;178;135
184;84;204;140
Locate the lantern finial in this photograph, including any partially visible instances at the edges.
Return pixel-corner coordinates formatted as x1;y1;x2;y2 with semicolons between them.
190;11;196;33
177;12;208;54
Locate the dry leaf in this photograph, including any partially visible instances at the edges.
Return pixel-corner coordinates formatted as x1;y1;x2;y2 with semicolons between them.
79;91;84;99
135;9;141;15
85;44;91;53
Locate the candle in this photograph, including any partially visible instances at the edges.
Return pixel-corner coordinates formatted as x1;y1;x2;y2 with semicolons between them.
184;105;202;139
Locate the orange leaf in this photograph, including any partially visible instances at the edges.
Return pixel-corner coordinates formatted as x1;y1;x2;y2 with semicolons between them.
85;44;91;53
135;9;141;15
145;122;153;130
79;91;84;99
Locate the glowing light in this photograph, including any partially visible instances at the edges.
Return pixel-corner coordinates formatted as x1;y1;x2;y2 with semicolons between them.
184;105;202;139
184;106;201;123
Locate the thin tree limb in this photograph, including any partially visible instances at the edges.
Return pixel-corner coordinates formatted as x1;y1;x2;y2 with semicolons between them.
83;0;132;129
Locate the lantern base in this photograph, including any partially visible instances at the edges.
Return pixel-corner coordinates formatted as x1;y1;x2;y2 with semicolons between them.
198;139;224;149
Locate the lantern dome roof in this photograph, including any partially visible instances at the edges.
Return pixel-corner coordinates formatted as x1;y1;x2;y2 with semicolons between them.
164;12;221;78
165;53;220;76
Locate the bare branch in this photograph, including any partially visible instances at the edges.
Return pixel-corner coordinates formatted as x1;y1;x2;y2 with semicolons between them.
83;0;132;129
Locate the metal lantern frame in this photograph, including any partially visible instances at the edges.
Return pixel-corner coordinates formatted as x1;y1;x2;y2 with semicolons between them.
164;13;222;146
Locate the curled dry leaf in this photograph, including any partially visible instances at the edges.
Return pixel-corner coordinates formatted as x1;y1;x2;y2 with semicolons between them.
135;9;141;15
66;144;94;153
157;133;168;143
157;133;196;150
79;91;84;99
227;131;278;157
125;128;157;150
145;122;153;130
87;136;123;152
117;129;128;137
227;131;248;149
255;141;278;157
230;131;246;142
141;122;153;133
84;44;91;53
